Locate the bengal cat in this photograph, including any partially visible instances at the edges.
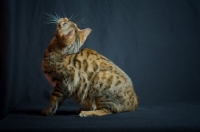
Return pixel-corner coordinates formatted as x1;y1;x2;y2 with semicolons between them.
42;14;138;117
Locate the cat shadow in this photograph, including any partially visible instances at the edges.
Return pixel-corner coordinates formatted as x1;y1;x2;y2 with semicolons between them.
56;110;77;116
12;109;78;116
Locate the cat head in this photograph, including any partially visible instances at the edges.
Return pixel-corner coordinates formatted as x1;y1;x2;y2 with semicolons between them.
55;17;91;47
44;13;91;54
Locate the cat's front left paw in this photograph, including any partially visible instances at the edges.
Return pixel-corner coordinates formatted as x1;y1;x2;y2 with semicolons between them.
79;111;91;117
41;108;55;116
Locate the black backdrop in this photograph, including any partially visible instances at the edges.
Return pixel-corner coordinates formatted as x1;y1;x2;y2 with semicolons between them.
0;0;200;130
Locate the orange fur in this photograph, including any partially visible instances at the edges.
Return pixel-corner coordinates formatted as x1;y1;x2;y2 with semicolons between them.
42;16;138;117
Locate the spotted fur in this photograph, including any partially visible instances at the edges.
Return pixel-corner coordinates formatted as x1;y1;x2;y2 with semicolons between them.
42;16;138;117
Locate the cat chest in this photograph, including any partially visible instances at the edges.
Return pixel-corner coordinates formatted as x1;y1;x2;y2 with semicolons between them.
44;73;56;88
42;60;57;87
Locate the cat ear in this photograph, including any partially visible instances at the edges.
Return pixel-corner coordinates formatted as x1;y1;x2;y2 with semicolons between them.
78;28;92;46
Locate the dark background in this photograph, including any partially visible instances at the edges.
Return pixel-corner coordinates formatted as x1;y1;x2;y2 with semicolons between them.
0;0;200;131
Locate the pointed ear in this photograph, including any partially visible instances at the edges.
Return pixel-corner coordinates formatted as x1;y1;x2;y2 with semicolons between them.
78;28;92;46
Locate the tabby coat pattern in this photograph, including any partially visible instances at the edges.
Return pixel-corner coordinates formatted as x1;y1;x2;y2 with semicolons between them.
42;17;138;117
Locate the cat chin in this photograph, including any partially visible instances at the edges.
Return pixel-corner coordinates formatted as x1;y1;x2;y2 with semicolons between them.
57;27;74;37
63;28;74;35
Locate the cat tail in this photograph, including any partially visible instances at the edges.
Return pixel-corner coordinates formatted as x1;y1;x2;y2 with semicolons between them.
133;94;139;111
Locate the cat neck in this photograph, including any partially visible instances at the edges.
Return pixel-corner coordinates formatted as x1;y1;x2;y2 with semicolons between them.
43;37;80;62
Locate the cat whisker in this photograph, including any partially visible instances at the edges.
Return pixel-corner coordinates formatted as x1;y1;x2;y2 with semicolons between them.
43;17;58;23
45;22;58;24
76;18;87;27
43;17;54;20
69;13;74;20
71;14;78;22
43;12;61;24
79;19;86;24
76;18;83;24
43;15;58;20
44;12;57;20
54;12;61;22
43;20;58;25
81;22;87;25
43;12;86;26
63;13;67;18
43;19;57;25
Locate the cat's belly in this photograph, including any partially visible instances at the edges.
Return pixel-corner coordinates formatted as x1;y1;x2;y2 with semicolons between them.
44;73;56;88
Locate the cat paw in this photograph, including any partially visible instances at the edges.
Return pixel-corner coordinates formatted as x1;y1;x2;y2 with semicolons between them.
41;108;55;116
79;111;91;117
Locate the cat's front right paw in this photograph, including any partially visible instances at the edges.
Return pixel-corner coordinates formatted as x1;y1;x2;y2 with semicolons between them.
41;108;54;116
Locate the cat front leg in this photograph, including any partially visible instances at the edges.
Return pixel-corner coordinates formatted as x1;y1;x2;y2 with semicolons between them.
42;86;66;116
79;109;112;117
41;95;58;116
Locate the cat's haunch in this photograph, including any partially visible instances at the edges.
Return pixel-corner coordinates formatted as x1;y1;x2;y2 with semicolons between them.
42;14;138;117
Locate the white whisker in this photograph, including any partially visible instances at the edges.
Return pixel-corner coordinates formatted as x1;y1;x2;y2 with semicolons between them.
71;15;78;21
43;16;56;20
69;13;74;20
63;13;67;18
44;12;57;20
43;19;57;24
43;12;86;27
54;12;60;22
43;12;62;24
82;21;87;24
76;18;86;27
45;22;58;24
79;18;85;24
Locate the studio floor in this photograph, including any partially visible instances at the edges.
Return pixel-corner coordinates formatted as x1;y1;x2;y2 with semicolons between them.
0;100;200;131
